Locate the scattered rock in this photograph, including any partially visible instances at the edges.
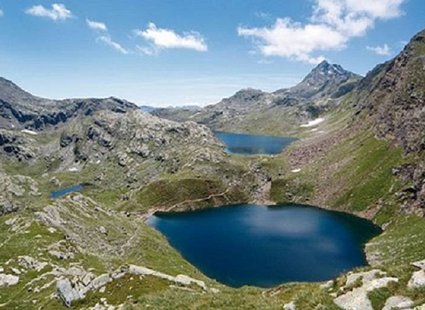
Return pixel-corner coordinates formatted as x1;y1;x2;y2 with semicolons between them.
0;196;19;216
0;273;19;286
412;259;425;270
334;269;398;310
48;250;74;260
383;296;414;310
283;301;296;310
18;256;48;272
320;280;334;290
99;226;108;235
91;274;112;290
127;264;207;290
408;270;425;289
57;278;82;307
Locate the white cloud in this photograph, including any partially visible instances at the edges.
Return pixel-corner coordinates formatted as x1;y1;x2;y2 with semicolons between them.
97;36;128;54
86;19;107;31
366;44;391;55
238;0;405;63
134;23;207;53
87;19;127;55
25;3;72;21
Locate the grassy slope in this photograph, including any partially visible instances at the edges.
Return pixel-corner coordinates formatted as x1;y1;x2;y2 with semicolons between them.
1;102;425;309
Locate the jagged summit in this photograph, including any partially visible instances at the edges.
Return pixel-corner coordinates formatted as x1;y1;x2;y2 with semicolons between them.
287;61;361;99
311;60;348;77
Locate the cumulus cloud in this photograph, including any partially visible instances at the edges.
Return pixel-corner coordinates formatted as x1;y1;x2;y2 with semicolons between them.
86;19;107;31
238;0;405;63
25;3;72;21
97;36;128;54
366;44;391;55
134;22;207;54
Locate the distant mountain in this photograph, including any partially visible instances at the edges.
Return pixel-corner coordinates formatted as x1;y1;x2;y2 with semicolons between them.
140;105;157;113
282;60;361;99
151;105;202;122
153;61;362;135
0;77;138;130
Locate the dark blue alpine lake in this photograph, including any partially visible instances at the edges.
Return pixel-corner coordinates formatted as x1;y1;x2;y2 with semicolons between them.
214;131;295;155
148;204;381;288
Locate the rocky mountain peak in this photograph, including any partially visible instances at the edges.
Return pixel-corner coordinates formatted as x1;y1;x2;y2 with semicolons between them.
312;60;347;77
287;61;361;99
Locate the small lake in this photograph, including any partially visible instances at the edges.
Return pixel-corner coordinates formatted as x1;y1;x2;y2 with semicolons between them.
50;184;84;199
214;132;295;155
148;204;381;288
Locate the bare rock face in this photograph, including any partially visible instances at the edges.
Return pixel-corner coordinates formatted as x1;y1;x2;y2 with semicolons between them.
0;196;19;216
287;60;361;99
57;278;82;307
0;77;138;131
56;110;225;175
408;270;425;289
383;296;414;310
0;273;19;287
18;256;48;272
0;172;39;215
333;270;399;310
0;129;37;160
355;29;425;153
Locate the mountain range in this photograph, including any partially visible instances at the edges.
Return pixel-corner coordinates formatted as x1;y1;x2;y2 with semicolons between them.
0;27;424;309
152;59;361;135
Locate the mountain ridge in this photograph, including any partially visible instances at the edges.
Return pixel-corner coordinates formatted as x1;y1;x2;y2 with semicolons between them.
0;77;138;130
152;60;362;135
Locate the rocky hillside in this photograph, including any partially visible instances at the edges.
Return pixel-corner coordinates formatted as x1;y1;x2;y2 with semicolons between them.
152;61;361;135
0;28;424;310
351;28;425;216
354;29;425;153
0;77;137;130
0;80;255;216
266;29;425;218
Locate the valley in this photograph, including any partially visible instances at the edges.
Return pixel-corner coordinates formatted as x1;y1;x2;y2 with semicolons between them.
0;27;424;310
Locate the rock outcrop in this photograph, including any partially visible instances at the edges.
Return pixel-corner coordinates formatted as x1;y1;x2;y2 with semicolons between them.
333;270;399;310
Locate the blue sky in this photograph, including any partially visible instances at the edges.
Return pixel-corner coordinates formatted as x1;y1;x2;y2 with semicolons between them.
0;0;423;107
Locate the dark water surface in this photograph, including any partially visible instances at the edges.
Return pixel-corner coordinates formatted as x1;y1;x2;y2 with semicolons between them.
214;132;295;155
148;204;381;288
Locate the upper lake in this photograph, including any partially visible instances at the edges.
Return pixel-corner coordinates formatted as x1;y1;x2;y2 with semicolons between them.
214;132;295;155
50;184;84;199
148;204;381;288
